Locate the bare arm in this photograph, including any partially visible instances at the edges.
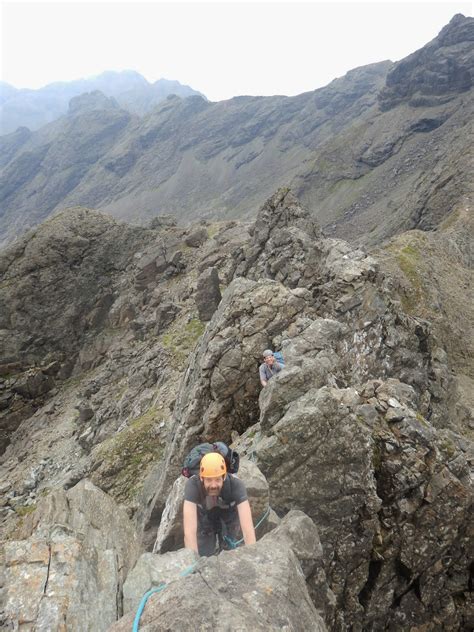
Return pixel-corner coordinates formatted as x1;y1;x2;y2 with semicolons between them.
183;500;199;554
237;500;256;546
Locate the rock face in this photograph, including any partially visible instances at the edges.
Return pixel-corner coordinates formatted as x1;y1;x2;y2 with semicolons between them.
122;548;197;615
0;185;472;631
376;203;474;437
195;266;222;321
378;14;474;110
1;480;139;631
111;511;328;632
254;380;472;630
0;209;158;454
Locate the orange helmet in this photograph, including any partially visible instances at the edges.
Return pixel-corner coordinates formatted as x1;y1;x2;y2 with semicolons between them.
200;452;227;478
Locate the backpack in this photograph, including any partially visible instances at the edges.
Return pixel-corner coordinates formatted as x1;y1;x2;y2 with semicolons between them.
273;351;285;367
182;442;240;478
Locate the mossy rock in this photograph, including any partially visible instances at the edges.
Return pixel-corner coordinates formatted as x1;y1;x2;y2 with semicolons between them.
162;318;206;369
91;406;165;503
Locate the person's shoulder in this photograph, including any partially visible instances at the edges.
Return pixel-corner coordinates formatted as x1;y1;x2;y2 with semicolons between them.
228;474;247;496
184;475;201;501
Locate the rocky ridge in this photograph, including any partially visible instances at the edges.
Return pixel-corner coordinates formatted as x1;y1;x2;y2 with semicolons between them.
0;189;472;630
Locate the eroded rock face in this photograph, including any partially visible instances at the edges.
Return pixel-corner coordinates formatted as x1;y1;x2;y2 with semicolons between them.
111;510;329;632
1;480;139;631
251;379;473;630
378;14;474;110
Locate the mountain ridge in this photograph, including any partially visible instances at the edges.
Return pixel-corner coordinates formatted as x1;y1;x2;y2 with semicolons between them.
0;70;204;135
0;15;472;249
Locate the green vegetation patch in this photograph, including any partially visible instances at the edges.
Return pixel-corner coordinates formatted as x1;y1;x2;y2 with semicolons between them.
14;504;37;517
382;238;430;314
92;406;164;503
162;318;206;369
415;411;429;427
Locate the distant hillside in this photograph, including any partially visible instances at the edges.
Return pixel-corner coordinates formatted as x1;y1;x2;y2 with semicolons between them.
0;70;204;135
0;14;472;248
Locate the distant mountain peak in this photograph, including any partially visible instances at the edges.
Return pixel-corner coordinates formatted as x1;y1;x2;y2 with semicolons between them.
378;13;473;110
68;90;120;115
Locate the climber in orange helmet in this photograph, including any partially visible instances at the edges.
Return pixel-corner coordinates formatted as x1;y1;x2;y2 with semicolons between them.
183;452;256;556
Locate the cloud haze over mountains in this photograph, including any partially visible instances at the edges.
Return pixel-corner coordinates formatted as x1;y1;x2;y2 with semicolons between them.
0;71;203;135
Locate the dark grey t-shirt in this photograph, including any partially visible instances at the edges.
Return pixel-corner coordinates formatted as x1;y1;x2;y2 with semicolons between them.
259;361;282;382
184;475;248;511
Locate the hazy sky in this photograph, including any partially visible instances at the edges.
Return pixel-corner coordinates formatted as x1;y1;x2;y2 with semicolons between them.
1;0;472;101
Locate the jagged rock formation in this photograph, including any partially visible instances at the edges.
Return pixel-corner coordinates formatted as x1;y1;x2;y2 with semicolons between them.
0;70;203;135
376;200;474;437
111;511;328;631
0;189;472;630
138;190;472;629
378;13;473;110
0;15;472;248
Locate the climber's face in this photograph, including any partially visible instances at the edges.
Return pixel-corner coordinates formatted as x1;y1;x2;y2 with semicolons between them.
264;355;275;366
201;476;225;496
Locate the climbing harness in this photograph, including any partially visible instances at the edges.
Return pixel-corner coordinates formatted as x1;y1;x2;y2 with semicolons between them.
132;507;270;630
222;505;271;549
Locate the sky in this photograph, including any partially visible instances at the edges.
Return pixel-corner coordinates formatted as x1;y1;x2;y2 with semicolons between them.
1;0;472;102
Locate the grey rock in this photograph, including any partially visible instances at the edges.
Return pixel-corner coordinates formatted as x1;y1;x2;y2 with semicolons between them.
196;267;222;321
149;214;178;229
252;380;472;630
378;15;473;111
111;510;328;631
123;548;197;614
2;480;139;631
184;227;208;248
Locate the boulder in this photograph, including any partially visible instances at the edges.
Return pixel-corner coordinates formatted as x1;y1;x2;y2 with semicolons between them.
184;227;208;248
149;214;178;229
2;480;139;631
196;266;221;321
155;301;178;333
123;548;197;614
110;510;328;631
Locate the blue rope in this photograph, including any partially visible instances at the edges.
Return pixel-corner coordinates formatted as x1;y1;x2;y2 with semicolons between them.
132;584;166;632
223;505;271;549
132;507;270;629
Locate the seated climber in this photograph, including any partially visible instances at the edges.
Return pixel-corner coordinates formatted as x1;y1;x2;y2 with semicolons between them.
183;452;256;556
259;349;282;387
